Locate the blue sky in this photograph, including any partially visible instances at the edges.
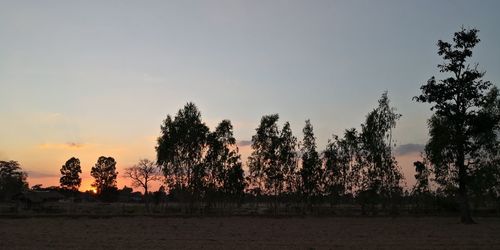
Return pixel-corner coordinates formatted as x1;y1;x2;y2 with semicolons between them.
1;0;499;189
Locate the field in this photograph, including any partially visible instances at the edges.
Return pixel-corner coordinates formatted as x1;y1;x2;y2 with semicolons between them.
1;217;500;249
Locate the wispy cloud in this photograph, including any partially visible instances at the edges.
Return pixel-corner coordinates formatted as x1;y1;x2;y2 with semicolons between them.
38;142;85;150
35;112;64;124
66;142;84;148
395;143;425;156
26;170;58;178
237;140;252;147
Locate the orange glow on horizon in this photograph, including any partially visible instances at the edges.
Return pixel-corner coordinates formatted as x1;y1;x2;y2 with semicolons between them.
23;143;419;192
27;176;142;192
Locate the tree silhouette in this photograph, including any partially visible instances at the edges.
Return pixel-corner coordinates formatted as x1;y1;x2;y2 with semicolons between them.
358;92;403;212
323;128;360;202
224;161;245;202
123;159;161;210
414;28;500;223
0;161;28;201
278;122;298;194
470;87;500;201
300;119;322;205
412;160;430;194
409;159;433;213
156;102;209;201
248;114;298;199
59;157;82;191
205;120;245;202
323;136;344;203
248;114;281;196
91;156;118;195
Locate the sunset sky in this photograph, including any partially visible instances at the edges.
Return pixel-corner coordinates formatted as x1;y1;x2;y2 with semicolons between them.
1;1;500;192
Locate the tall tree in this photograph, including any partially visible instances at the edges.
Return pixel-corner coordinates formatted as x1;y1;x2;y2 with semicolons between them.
205;120;245;200
414;28;500;223
123;159;162;209
323;128;360;201
358;92;403;205
0;161;28;201
156;102;209;197
300;119;322;200
323;135;344;201
343;128;362;195
248;114;297;197
247;114;281;195
278;122;298;194
59;157;82;191
91;156;118;194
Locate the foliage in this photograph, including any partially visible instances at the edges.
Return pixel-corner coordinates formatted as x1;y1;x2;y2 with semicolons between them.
279;122;299;194
248;114;298;196
300;119;322;198
156;103;248;206
414;27;499;223
323;128;360;199
0;161;28;201
205;120;245;200
247;114;280;195
91;156;118;195
412;160;430;194
59;157;82;191
156;102;209;196
358;92;403;208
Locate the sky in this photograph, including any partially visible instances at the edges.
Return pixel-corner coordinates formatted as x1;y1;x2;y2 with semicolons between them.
1;0;500;192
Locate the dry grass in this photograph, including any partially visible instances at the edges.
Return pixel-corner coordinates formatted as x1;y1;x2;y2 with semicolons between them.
1;217;499;249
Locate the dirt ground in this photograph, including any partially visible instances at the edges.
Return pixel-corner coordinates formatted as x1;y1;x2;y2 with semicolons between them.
0;217;499;249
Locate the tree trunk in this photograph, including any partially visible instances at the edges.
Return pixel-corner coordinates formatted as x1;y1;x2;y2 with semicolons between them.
144;186;150;213
457;150;475;224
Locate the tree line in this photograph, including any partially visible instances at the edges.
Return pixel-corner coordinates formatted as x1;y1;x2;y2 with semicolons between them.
153;92;404;213
0;28;498;222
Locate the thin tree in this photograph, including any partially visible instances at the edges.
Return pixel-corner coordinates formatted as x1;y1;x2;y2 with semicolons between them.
323;135;343;204
411;159;432;212
60;157;82;191
414;27;500;223
412;160;430;194
278;122;298;195
343;128;362;196
300;119;322;207
247;114;281;196
357;92;403;213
